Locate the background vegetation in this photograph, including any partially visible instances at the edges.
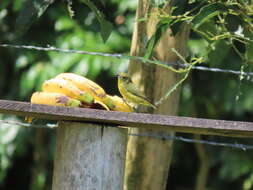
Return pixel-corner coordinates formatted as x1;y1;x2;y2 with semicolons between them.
0;0;253;190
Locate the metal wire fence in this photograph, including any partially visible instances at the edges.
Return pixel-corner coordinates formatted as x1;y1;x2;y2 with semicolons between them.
1;119;253;150
1;43;253;78
1;43;253;150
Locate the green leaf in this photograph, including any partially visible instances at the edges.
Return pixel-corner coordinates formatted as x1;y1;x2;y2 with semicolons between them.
99;19;113;43
80;0;113;42
144;19;172;58
16;0;54;34
192;3;228;29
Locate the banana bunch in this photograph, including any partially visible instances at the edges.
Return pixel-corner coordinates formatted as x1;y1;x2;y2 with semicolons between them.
30;73;133;113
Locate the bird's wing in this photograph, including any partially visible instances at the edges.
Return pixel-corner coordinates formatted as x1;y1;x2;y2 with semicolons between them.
125;82;149;100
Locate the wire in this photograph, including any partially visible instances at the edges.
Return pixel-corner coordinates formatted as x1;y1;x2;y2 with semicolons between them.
1;43;253;78
0;43;123;58
190;65;253;77
0;119;57;129
129;133;253;151
1;119;253;150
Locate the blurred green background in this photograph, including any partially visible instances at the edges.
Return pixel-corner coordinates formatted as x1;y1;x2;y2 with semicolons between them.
1;0;253;190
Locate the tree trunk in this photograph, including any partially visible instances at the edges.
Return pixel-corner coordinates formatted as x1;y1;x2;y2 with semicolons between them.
30;129;49;190
194;135;210;190
124;1;190;190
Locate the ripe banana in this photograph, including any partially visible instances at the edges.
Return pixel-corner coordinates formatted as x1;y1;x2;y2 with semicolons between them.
31;92;81;107
42;78;94;105
55;73;107;102
104;95;133;112
26;91;82;123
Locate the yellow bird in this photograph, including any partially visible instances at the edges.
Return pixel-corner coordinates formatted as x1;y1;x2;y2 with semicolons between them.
117;72;156;109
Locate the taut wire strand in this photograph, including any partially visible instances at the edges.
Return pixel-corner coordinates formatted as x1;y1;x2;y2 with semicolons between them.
1;119;253;150
129;133;253;150
0;119;57;129
1;43;253;77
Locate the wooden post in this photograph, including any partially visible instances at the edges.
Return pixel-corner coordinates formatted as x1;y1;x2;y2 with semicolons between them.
52;121;128;190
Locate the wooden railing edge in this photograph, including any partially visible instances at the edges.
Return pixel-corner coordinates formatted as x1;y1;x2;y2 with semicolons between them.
0;100;253;137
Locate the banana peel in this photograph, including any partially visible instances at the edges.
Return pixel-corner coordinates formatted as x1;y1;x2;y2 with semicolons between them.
55;73;107;103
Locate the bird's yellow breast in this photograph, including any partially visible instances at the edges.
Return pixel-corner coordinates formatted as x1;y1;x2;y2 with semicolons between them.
118;79;151;105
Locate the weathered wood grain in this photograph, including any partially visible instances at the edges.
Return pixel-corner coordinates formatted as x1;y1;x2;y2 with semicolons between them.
52;122;128;190
0;100;253;137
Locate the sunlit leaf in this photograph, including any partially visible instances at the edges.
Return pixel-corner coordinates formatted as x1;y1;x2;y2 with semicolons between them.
66;0;75;18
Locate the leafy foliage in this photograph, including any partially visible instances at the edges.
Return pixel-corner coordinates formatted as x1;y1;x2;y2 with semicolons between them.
16;0;113;42
146;0;253;67
1;1;253;190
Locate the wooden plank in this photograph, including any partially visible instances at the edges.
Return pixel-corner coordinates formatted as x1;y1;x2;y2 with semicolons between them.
52;122;127;190
0;100;253;137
